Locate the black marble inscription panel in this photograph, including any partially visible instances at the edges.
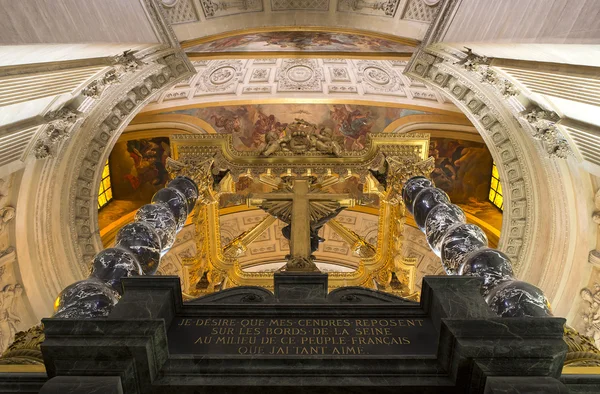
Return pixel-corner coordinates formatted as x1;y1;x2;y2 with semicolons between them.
168;316;438;356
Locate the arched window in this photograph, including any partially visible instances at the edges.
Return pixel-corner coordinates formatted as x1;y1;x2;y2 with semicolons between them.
98;160;113;209
489;163;503;211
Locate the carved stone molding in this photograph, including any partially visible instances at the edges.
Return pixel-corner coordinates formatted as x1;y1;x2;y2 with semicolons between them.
149;58;450;110
277;59;323;92
66;52;195;264
402;0;441;23
159;0;198;24
357;60;403;94
0;206;15;235
406;50;533;267
520;106;571;159
197;60;245;94
200;0;263;18
32;108;83;159
579;282;600;350
337;0;401;17
16;48;196;321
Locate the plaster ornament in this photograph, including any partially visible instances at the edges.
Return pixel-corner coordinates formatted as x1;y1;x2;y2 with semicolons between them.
401;176;433;215
167;176;199;215
521;107;571;159
82;51;144;99
115;222;162;275
151;187;188;231
424;203;466;256
580;283;600;348
260;120;343;157
277;59;323;92
90;247;143;293
0;284;23;352
134;203;178;254
53;278;119;319
407;50;532;265
337;0;400;17
0;247;14;260
32;140;52;159
412;187;450;231
0;207;15;235
458;248;514;296
440;223;488;275
485;280;551;318
0;179;7;207
357;61;403;93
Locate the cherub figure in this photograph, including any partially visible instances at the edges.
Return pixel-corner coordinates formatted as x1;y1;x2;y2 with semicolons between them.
313;127;342;156
0;207;15;235
261;130;282;157
0;284;22;352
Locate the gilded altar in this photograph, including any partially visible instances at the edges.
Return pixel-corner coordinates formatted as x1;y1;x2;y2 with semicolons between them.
167;129;433;299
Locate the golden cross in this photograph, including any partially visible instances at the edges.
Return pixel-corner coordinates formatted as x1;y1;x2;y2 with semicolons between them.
248;178;355;271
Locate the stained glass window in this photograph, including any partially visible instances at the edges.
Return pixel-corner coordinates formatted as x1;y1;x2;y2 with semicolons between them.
98;160;113;209
489;163;503;211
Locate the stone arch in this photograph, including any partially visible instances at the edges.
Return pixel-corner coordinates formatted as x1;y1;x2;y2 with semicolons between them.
406;48;594;316
15;49;195;319
14;45;592;321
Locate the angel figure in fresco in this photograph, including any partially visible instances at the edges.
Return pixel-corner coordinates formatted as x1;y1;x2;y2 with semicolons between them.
252;112;287;148
330;105;372;151
211;114;242;135
124;139;170;191
0;284;22;352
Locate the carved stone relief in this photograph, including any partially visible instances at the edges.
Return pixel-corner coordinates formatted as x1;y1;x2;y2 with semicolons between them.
356;61;403;95
520;106;571;159
330;67;351;82
591;190;600;266
579;281;600;349
406;50;531;266
0;207;15;235
402;0;440;22
64;51;194;264
0;284;23;352
250;68;270;83
196;60;245;95
152;58;447;106
200;0;263;18
271;0;329;10
337;0;401;17
0;179;7;209
276;59;323;92
33;108;82;159
159;0;199;24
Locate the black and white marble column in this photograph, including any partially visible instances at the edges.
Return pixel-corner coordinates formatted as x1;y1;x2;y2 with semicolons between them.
402;176;552;318
52;176;199;319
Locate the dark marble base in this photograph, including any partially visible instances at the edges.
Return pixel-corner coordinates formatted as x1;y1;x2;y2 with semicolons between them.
561;373;600;393
30;276;586;394
0;372;47;393
39;376;122;394
484;377;568;394
274;272;328;302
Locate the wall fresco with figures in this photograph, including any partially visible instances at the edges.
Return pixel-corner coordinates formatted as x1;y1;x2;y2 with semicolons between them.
185;31;415;54
165;104;430;152
430;138;502;231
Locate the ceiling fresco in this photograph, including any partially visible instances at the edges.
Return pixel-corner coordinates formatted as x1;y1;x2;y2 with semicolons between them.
164;103;433;152
184;31;415;55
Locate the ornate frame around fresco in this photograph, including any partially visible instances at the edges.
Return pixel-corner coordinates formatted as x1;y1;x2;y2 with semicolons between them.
181;26;419;60
168;132;432;298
